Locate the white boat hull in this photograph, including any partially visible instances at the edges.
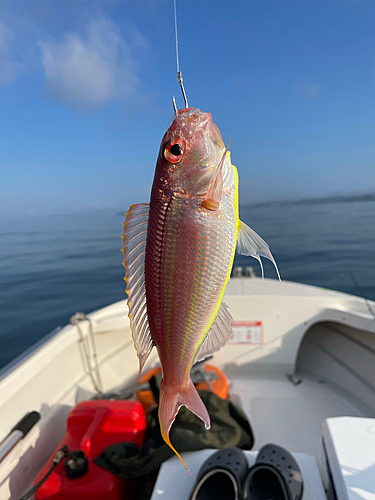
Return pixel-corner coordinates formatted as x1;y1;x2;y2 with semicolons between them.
1;277;375;499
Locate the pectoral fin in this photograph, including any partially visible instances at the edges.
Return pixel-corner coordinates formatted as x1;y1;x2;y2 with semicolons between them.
122;203;154;375
237;220;281;280
202;138;231;211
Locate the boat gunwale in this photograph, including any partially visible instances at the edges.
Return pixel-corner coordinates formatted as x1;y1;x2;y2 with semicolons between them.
0;326;63;383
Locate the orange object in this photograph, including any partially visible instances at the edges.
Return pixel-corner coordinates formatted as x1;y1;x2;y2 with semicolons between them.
137;363;229;414
35;400;146;500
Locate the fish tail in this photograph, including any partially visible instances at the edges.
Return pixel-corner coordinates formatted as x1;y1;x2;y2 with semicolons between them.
159;377;211;472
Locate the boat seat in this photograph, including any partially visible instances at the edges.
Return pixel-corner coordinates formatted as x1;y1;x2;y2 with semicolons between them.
322;417;375;500
151;449;326;499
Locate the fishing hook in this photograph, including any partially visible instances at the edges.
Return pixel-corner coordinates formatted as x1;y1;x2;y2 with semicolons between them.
177;71;188;108
172;72;188;112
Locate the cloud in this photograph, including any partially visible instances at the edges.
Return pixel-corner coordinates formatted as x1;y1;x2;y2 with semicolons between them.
0;21;25;86
38;19;140;111
305;83;319;100
293;81;320;101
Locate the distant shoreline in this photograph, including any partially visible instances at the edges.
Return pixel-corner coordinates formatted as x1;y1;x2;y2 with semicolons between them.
243;193;375;209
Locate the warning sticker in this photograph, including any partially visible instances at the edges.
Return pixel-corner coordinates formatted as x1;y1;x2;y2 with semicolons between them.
229;321;263;345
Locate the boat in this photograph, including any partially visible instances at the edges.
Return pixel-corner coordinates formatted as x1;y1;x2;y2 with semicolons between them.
1;270;375;499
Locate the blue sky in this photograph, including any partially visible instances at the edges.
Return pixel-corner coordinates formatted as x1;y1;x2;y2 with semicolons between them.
1;0;374;216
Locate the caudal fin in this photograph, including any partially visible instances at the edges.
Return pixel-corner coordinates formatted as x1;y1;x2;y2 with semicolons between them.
159;378;211;472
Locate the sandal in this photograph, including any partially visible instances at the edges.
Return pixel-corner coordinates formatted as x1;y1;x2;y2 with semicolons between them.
243;444;303;500
189;448;248;500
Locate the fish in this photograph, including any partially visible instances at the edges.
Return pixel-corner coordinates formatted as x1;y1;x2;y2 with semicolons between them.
122;107;279;469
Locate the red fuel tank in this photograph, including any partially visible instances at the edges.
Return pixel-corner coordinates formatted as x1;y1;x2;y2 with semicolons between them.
35;400;146;500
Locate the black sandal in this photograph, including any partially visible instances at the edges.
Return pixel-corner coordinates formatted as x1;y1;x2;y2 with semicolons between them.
243;444;303;500
189;448;248;500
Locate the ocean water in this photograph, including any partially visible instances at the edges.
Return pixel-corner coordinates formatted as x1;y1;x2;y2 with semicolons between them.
1;200;375;370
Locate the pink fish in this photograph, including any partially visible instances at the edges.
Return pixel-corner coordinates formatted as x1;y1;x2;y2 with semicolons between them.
122;107;279;469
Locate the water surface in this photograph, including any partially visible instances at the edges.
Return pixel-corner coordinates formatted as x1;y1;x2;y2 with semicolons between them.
1;201;374;369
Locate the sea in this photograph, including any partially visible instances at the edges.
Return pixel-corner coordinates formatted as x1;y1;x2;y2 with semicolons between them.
1;199;375;370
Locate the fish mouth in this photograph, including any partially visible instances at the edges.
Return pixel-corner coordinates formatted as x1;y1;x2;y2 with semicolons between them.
176;107;211;119
169;107;223;147
174;107;212;130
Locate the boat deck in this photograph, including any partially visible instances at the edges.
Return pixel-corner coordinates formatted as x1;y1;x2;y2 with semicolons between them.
229;369;365;465
151;368;364;499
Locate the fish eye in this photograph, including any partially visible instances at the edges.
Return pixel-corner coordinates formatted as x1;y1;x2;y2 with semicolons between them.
163;139;186;164
170;143;183;156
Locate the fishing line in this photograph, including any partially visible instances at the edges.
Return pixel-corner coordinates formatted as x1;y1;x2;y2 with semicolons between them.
173;0;180;75
173;0;188;108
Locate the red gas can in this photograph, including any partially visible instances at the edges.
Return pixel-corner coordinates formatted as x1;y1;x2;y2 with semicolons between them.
35;400;146;500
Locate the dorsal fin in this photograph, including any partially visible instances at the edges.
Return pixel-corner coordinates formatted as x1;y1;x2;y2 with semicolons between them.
237;220;281;280
193;301;233;365
122;203;153;375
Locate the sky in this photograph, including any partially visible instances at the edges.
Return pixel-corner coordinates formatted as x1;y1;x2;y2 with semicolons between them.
0;0;374;217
